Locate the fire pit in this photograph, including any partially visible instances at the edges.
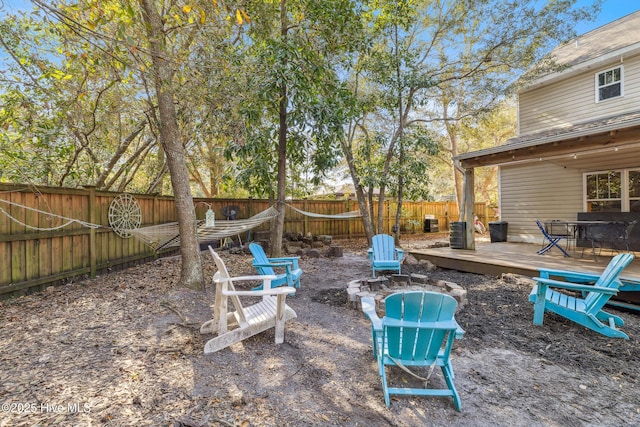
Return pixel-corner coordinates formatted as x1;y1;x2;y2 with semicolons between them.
347;273;467;316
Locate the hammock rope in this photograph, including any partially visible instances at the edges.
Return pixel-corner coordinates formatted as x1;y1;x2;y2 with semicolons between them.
0;196;360;249
129;206;280;250
0;198;102;230
285;203;361;219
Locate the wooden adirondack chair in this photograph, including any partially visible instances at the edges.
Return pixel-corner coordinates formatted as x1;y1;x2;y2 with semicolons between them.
200;246;297;354
528;252;634;339
362;291;465;410
368;234;404;277
248;242;302;290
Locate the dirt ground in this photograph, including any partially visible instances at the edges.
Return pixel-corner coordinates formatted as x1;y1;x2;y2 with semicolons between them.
1;235;639;427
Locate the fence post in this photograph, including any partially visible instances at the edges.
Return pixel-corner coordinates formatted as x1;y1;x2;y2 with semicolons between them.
484;202;489;227
303;199;308;237
86;186;97;278
152;194;159;225
346;199;351;239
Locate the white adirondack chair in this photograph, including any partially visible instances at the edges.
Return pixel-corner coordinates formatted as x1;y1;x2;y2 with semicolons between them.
200;246;297;354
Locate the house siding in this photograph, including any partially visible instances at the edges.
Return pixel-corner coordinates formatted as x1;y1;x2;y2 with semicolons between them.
499;162;583;243
473;15;640;250
519;53;640;134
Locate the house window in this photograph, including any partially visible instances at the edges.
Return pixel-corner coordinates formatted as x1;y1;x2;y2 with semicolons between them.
585;171;621;212
630;170;640;213
585;169;640;212
596;66;622;102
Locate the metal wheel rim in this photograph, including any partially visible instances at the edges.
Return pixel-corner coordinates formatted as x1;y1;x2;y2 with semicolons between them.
108;193;141;238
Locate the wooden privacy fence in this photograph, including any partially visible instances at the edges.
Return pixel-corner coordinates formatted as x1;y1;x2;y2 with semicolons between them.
0;183;493;298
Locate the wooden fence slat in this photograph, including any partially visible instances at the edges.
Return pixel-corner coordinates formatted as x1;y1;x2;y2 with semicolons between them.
0;183;495;298
10;191;26;284
24;192;39;281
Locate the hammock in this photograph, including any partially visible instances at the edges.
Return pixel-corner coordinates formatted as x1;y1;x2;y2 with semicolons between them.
129;206;279;250
286;203;362;219
0;198;102;230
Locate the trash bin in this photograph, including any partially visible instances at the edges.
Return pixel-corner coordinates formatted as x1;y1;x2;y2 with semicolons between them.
450;221;466;249
489;221;508;242
424;218;439;232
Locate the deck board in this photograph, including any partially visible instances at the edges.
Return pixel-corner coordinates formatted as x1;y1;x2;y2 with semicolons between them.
409;241;640;306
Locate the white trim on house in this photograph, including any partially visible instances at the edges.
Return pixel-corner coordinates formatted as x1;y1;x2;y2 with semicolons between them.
583;168;640;212
523;10;640;92
595;65;624;103
453;11;640;246
524;44;640;92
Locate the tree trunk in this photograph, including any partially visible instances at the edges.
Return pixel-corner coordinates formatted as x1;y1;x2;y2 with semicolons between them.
450;130;464;214
140;0;203;290
376;187;386;234
367;188;376;234
340;136;375;244
394;139;405;245
270;0;289;257
271;80;287;257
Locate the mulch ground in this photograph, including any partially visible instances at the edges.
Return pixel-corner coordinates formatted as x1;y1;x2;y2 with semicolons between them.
1;236;638;426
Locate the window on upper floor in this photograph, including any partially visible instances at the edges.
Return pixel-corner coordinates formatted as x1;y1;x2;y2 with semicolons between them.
596;66;623;102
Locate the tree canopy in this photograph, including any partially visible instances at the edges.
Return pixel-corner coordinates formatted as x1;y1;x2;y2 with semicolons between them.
0;0;601;256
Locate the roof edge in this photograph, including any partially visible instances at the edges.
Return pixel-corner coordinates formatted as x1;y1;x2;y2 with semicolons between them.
455;113;640;161
521;43;640;93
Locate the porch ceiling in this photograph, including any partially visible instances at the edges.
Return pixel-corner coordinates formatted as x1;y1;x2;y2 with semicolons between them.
456;112;640;169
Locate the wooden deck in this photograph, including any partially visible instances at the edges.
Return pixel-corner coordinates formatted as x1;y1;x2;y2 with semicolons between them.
408;240;640;308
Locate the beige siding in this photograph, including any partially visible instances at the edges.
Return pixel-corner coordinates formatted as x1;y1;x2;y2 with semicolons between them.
499;162;583;243
519;53;640;134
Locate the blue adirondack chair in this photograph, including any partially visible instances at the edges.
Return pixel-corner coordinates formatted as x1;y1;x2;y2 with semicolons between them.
528;252;634;339
249;243;302;290
361;291;465;410
368;234;404;277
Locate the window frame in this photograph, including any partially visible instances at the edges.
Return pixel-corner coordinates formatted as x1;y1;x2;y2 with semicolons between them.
583;169;640;212
629;168;640;213
595;65;624;103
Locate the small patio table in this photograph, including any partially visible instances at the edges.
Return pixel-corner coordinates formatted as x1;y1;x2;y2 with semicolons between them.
542;220;631;259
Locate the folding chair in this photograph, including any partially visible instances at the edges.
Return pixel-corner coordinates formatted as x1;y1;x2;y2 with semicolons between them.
535;220;571;257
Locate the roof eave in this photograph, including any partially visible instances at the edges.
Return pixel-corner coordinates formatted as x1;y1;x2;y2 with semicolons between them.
455;117;640;168
521;43;640;93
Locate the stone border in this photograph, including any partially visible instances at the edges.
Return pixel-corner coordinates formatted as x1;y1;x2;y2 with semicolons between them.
347;274;467;316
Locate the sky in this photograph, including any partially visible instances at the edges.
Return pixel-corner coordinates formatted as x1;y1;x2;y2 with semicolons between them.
575;0;640;35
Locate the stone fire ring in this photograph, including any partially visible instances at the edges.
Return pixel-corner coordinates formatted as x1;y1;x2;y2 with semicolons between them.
347;274;467;316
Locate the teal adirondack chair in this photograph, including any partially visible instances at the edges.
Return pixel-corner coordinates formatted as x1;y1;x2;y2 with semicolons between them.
249;243;302;290
528;252;634;339
362;291;465;410
368;234;404;277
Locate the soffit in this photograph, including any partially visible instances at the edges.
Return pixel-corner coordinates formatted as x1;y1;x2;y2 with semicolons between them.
456;112;640;169
521;11;640;90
